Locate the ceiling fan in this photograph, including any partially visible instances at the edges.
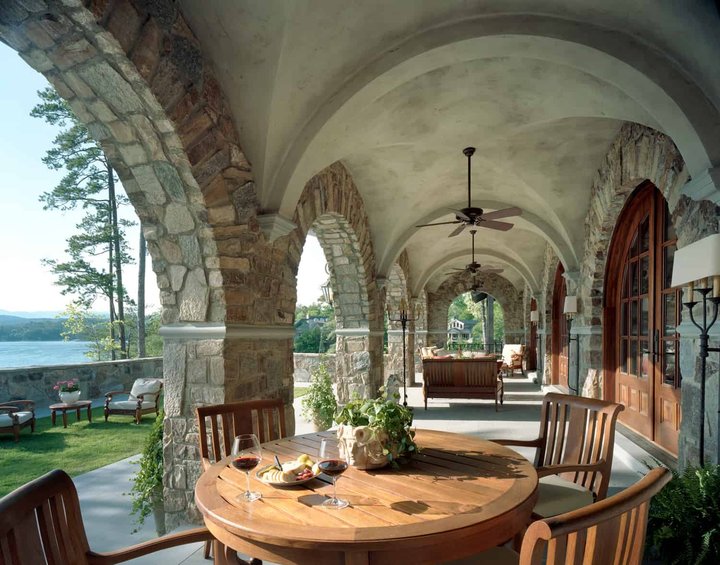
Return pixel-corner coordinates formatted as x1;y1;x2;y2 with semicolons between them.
416;147;522;237
445;230;504;276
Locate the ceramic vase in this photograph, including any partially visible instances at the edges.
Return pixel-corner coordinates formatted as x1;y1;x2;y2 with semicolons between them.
337;425;389;470
59;390;81;404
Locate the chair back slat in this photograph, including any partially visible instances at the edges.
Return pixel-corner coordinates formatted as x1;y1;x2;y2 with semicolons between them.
197;400;287;466
520;467;670;565
535;393;624;500
0;470;91;565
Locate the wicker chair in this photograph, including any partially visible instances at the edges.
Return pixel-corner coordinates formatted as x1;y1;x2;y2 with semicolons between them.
0;469;211;564
492;392;624;518
0;400;35;442
104;378;163;424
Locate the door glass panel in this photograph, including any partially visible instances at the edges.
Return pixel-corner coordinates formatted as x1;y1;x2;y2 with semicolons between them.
621;301;628;335
663;341;675;385
630;232;638;257
622;265;629;298
640;341;650;379
630;340;638;376
640;216;650;253
640;297;649;335
663;244;676;289
621;339;628;374
630;300;638;335
630;261;638;296
665;210;676;241
640;256;649;295
664;293;676;336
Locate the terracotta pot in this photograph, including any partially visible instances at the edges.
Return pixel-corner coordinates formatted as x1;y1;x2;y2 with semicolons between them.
336;425;389;470
59;390;81;404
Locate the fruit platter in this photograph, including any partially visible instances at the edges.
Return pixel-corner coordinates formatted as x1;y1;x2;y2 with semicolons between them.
256;453;321;486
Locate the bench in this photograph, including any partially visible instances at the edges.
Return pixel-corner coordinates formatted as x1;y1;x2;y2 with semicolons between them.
422;357;504;410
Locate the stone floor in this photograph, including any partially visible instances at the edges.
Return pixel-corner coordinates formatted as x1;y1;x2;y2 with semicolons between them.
70;371;650;564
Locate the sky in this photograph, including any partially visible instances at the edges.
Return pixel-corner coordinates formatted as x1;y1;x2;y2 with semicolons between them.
0;43;325;314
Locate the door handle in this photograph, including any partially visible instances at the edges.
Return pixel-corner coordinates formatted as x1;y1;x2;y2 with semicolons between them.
652;329;661;360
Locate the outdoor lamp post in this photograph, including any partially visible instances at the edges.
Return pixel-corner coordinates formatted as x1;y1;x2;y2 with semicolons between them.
670;233;720;465
563;296;579;395
388;298;415;407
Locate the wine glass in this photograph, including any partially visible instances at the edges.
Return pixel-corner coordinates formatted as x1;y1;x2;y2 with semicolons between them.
230;434;262;502
318;438;349;509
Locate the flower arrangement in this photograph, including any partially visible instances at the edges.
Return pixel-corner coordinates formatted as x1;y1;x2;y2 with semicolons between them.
53;379;80;392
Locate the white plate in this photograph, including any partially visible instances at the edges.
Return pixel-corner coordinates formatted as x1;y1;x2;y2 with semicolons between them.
256;464;321;487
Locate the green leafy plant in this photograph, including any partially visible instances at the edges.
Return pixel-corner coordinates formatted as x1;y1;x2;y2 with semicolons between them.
335;389;417;465
301;358;337;429
128;410;165;534
646;464;720;564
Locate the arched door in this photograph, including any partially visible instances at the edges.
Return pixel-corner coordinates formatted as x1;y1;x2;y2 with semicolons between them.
604;182;681;455
551;264;568;388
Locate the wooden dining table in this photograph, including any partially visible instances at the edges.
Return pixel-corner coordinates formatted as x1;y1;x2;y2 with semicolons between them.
194;429;538;565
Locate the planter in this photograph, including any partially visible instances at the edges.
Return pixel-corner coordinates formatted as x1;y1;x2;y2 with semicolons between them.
59;390;81;404
337;425;389;470
311;419;331;432
151;492;166;537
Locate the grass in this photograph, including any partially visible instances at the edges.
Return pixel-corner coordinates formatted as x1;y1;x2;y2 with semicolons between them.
0;406;153;497
294;386;309;398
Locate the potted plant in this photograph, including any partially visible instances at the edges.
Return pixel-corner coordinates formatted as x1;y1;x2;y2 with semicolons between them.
334;390;417;470
128;410;166;535
301;358;337;431
646;464;720;564
54;379;81;404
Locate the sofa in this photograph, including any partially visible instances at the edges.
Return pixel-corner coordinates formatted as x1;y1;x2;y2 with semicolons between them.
422;357;504;410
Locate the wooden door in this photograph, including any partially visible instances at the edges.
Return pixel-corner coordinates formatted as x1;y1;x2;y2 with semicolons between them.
604;182;681;455
552;264;568;388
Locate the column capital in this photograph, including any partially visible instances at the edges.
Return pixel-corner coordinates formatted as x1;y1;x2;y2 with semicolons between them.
257;213;297;242
682;166;720;205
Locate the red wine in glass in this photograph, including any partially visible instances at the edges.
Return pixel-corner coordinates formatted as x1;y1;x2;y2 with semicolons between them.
231;434;262;502
232;455;261;472
319;439;349;508
318;459;348;477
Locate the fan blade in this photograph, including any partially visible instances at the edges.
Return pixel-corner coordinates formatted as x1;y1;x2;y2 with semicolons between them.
477;219;514;231
479;268;504;273
448;223;467;237
449;208;471;222
415;220;462;228
481;206;522;221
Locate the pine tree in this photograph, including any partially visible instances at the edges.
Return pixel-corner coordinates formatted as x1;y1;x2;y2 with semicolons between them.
31;87;133;358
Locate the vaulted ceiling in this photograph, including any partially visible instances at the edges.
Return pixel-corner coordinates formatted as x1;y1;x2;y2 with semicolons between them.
180;0;720;295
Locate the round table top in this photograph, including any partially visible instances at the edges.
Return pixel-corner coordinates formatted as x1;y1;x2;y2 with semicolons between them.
49;400;92;409
195;429;538;560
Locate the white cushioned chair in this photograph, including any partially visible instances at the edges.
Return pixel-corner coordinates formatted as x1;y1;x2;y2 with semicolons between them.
501;344;525;376
0;400;35;442
104;378;163;424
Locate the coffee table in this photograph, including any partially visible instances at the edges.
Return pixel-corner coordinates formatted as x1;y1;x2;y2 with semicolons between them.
49;400;92;428
195;429;538;564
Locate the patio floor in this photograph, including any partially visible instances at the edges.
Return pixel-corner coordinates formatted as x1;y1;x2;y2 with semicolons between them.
73;371;650;563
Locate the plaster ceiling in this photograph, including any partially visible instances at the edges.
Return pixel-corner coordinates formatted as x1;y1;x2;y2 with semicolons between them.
180;0;720;296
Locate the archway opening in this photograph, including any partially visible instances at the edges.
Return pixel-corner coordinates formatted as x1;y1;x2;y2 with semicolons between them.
447;291;504;355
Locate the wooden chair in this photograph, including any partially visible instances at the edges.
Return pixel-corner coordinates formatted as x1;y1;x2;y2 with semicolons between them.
0;400;35;442
493;393;624;518
196;399;287;562
466;466;671;564
0;469;211;564
104;378;163;424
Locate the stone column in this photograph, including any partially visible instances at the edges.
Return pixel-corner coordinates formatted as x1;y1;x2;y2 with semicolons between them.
414;330;427;374
386;324;404;380
335;329;374;403
407;320;416;386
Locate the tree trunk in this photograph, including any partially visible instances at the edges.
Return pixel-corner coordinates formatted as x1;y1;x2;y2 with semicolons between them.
108;163;127;358
137;230;146;358
108;223;116;361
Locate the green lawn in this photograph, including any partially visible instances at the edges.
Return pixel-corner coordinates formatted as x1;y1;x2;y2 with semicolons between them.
0;407;153;497
294;386;309;398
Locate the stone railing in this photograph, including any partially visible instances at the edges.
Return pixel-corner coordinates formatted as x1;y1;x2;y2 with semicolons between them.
293;353;336;383
0;358;163;406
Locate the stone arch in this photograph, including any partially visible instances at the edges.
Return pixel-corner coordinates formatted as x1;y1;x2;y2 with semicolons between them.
285;162;381;402
0;1;301;529
412;290;429;373
427;272;523;348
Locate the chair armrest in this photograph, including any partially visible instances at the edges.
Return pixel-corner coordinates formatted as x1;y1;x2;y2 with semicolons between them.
490;437;543;448
0;406;20;416
86;526;212;564
536;461;605;479
0;400;35;412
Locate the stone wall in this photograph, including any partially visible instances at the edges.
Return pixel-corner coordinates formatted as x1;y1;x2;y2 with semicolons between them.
293;353;336;383
0;357;163;405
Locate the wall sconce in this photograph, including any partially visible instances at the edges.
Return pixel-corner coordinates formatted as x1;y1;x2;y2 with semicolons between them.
563;296;579;395
670;233;720;465
530;310;539;324
320;282;334;307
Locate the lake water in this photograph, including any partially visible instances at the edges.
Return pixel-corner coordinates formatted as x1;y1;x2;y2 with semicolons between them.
0;341;93;369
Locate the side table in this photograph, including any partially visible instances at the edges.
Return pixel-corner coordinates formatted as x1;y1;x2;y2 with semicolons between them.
49;400;93;428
